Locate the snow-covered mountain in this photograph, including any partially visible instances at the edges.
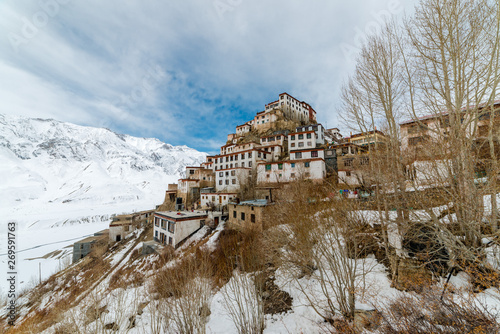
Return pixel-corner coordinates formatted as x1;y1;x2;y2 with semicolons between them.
0;113;206;208
0;113;207;292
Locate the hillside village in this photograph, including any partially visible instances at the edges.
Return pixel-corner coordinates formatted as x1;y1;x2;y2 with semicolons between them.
6;89;500;333
90;92;392;251
3;0;500;332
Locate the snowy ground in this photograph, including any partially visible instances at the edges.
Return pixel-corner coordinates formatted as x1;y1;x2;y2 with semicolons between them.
0;198;161;297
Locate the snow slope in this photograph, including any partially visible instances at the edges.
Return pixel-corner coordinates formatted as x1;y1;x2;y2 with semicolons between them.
0;113;207;294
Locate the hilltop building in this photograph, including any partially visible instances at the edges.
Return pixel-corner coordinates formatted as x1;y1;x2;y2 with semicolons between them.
156;92;366;221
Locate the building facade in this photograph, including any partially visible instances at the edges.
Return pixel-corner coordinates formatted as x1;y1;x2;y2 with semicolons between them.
153;211;207;247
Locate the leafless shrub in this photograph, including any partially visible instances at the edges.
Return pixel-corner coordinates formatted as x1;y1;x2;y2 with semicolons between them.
153;253;213;334
378;287;500;333
221;270;265;334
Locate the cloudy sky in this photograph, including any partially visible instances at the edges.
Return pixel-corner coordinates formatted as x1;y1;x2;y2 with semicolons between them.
0;0;416;153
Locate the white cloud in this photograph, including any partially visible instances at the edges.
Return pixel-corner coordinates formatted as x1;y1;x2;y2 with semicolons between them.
0;0;417;150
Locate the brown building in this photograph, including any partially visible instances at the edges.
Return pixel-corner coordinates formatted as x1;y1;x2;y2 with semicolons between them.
330;143;370;187
347;130;387;151
228;199;271;231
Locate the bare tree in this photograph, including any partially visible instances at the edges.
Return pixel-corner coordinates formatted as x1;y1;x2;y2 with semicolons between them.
292;200;377;322
341;0;500;278
153;254;213;334
221;270;265;334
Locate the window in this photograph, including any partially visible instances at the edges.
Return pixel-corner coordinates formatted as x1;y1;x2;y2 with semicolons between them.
409;136;427;146
298;142;304;147
291;143;296;147
219;180;222;185
307;141;312;147
298;134;304;139
232;179;236;184
291;173;295;178
230;155;233;161
291;135;295;140
161;220;166;229
295;152;302;159
305;172;310;177
212;196;216;201
251;214;255;223
311;151;318;158
225;180;229;185
266;164;271;171
189;170;195;175
346;171;351;177
249;162;252;167
241;212;245;220
233;210;236;218
344;158;354;167
168;221;175;233
291;163;295;168
305;162;310;168
360;157;369;165
342;147;349;155
235;155;238;160
306;133;312;139
231;170;236;176
226;171;229;176
235;163;238;167
241;153;245;159
248;152;252;158
242;162;245;167
168;237;173;245
278;163;283;170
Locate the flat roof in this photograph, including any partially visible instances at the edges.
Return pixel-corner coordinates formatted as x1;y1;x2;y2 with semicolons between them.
236;199;268;207
399;100;500;125
155;211;208;220
74;235;105;244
